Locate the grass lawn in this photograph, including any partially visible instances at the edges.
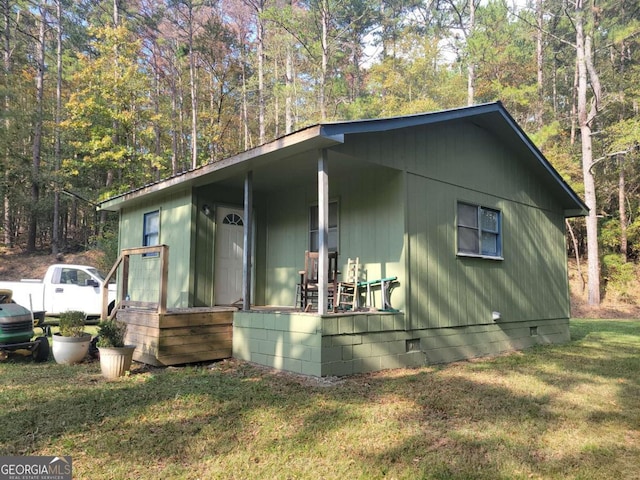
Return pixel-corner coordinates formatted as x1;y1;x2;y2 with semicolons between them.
1;319;638;479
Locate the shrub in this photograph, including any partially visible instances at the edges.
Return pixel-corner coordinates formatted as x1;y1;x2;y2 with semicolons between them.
602;254;637;302
97;319;127;348
58;310;86;337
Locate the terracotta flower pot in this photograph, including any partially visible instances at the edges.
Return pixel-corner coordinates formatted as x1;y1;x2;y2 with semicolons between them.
52;333;91;365
98;345;136;379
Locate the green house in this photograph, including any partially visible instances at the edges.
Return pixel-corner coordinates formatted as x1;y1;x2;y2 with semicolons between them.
98;101;587;376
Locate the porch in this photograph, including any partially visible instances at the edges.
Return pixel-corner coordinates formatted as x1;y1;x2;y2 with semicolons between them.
103;245;408;370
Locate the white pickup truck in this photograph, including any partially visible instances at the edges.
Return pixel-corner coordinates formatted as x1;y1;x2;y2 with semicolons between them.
0;264;116;318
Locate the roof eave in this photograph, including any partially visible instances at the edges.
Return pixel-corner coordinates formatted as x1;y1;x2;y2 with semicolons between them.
99;126;343;212
99;101;588;217
492;106;589;217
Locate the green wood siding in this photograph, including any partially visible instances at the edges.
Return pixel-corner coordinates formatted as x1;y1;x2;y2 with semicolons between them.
119;189;194;308
261;185;309;307
336;121;568;213
193;198;216;306
331;119;571;329
405;171;568;330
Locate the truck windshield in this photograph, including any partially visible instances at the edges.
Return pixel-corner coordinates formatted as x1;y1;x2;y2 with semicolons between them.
87;268;105;282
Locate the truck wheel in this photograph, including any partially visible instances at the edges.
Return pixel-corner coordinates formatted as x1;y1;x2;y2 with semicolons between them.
32;336;50;362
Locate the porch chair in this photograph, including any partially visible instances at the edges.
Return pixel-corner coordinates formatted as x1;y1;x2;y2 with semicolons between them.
298;250;339;312
337;257;361;311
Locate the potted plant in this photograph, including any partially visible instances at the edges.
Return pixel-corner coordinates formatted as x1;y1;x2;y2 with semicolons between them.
52;310;91;365
96;319;135;379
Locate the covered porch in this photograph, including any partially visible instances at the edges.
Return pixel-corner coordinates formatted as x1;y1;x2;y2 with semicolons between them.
103;245;408;372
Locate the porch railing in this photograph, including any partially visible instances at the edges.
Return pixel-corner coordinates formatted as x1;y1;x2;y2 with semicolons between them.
101;245;170;320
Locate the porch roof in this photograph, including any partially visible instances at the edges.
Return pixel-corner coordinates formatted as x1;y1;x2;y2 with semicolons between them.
98;102;588;217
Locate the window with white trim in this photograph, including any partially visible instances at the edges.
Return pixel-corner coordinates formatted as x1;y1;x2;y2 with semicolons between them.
309;201;338;252
457;202;502;258
143;210;160;256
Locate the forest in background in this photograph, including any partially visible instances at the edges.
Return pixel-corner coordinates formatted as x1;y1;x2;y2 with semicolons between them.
0;0;639;306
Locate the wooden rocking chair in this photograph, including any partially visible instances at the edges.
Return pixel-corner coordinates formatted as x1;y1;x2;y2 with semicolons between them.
298;251;339;312
337;257;361;311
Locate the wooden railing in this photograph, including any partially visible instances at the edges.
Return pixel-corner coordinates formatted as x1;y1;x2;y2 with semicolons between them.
101;245;170;320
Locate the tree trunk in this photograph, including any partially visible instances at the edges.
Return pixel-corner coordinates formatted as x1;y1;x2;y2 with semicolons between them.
535;0;543;126
566;219;586;292
52;0;63;255
285;38;293;134
467;0;475;106
257;0;265;144
273;58;279;138
170;77;178;175
153;55;162;179
241;52;250;150
2;0;11;247
320;0;328;120
618;156;627;260
178;74;187;171
575;0;600;306
570;58;578;145
188;2;198;169
27;6;46;252
103;0;119;228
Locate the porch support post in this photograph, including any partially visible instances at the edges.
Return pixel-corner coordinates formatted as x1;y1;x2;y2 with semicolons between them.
242;170;253;311
318;149;329;315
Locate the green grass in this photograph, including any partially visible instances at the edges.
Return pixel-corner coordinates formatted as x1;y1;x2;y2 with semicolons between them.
1;319;639;479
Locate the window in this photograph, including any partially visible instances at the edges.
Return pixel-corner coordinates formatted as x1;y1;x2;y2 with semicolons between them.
309;201;338;252
457;202;502;258
57;268;92;286
143;210;160;256
223;213;243;226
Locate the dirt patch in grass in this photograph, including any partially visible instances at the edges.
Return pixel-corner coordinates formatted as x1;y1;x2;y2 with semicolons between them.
0;247;108;280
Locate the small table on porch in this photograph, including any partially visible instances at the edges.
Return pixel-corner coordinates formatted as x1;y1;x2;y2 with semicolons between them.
359;276;398;311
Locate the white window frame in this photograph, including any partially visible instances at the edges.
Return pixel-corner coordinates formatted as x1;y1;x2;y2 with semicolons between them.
143;210;160;257
456;202;503;260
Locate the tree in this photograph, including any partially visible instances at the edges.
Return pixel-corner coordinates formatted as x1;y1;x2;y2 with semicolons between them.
62;23;157;201
2;0;13;247
26;3;47;252
52;0;63;255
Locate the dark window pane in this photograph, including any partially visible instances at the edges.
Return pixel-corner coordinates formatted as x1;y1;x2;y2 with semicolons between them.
310;207;319;229
329;202;338;228
458;226;479;254
143;211;160;246
309;202;338;252
458;203;478;228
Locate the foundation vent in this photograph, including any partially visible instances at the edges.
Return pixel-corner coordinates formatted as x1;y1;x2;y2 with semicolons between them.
406;338;421;352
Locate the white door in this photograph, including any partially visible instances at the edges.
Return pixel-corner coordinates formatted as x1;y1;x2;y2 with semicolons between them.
214;206;245;305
